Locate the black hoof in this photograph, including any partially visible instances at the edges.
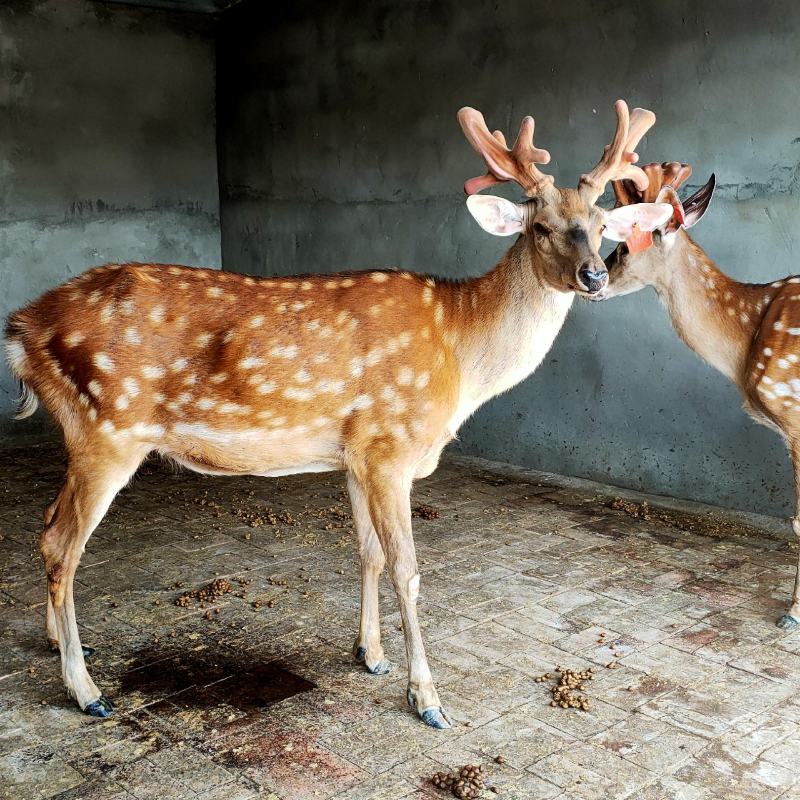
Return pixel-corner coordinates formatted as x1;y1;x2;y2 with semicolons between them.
354;645;391;675
84;696;114;718
777;614;799;631
420;706;453;729
407;688;452;729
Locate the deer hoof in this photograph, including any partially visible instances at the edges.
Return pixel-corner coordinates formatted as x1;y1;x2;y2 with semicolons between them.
49;641;95;658
419;706;452;729
354;645;391;675
407;687;452;729
777;614;799;631
84;696;114;718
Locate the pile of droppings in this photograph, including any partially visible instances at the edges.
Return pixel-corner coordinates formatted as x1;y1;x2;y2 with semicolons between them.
537;665;593;711
412;504;441;520
174;578;233;608
431;765;487;799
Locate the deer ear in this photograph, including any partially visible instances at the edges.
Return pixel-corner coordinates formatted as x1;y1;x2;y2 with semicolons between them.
603;203;674;242
681;174;715;229
466;195;524;236
654;186;685;233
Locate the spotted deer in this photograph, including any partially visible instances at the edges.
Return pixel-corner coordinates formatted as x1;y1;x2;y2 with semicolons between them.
600;161;800;630
4;101;670;727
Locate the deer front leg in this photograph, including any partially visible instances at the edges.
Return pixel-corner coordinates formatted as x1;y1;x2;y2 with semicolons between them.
347;474;390;674
358;466;451;729
778;441;800;630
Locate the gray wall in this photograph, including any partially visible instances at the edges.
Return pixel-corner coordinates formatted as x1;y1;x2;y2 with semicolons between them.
0;0;220;443
216;0;800;518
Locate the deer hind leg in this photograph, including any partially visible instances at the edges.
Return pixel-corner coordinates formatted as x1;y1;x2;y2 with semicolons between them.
41;447;145;715
43;487;94;658
355;463;450;729
347;473;390;675
778;439;800;630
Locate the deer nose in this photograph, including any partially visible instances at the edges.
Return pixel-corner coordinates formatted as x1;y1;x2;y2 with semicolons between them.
578;264;608;294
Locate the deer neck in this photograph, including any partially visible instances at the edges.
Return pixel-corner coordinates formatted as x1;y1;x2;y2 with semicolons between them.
653;234;762;386
449;237;574;426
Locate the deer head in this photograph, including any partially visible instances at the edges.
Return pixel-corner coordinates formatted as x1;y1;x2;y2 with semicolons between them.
600;161;716;298
459;100;673;295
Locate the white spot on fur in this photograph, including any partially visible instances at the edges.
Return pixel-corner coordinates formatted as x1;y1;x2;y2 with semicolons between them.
218;402;249;414
764;347;773;356
207;287;223;298
149;305;165;324
99;420;115;434
196;332;212;347
93;352;115;373
284;387;314;401
397;367;413;386
256;380;277;394
774;382;791;397
371;272;388;283
317;378;344;394
197;398;215;410
124;327;141;345
239;357;265;369
210;372;227;383
295;368;311;383
271;344;298;359
120;299;135;315
422;287;433;305
414;371;430;389
87;380;103;399
142;365;165;379
115;395;129;410
171;358;188;372
65;332;85;347
250;315;265;328
123;377;140;397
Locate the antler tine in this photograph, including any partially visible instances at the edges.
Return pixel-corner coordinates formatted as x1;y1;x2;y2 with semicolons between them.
458;107;554;198
579;100;656;205
613;162;693;206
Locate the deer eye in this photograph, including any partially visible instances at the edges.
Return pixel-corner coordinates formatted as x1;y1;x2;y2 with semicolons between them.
533;223;550;237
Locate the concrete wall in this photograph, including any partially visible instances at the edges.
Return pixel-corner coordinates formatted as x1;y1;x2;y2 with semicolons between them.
216;0;800;517
0;0;220;443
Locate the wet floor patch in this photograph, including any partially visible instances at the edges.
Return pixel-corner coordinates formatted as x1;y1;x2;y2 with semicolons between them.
120;648;316;712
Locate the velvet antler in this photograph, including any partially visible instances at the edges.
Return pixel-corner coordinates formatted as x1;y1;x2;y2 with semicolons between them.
457;107;554;198
579;100;656;204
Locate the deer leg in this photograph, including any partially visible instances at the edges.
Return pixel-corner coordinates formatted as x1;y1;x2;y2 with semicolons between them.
359;465;450;729
42;449;144;715
778;441;800;630
347;473;390;675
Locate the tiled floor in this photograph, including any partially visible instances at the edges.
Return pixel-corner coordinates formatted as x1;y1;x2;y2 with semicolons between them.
3;444;800;799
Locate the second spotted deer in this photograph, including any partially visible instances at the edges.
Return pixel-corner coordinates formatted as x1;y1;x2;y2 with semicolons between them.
5;101;670;727
601;161;800;631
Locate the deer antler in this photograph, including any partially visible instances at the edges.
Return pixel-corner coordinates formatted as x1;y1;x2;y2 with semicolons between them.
457;107;554;198
613;161;693;206
579;100;656;205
